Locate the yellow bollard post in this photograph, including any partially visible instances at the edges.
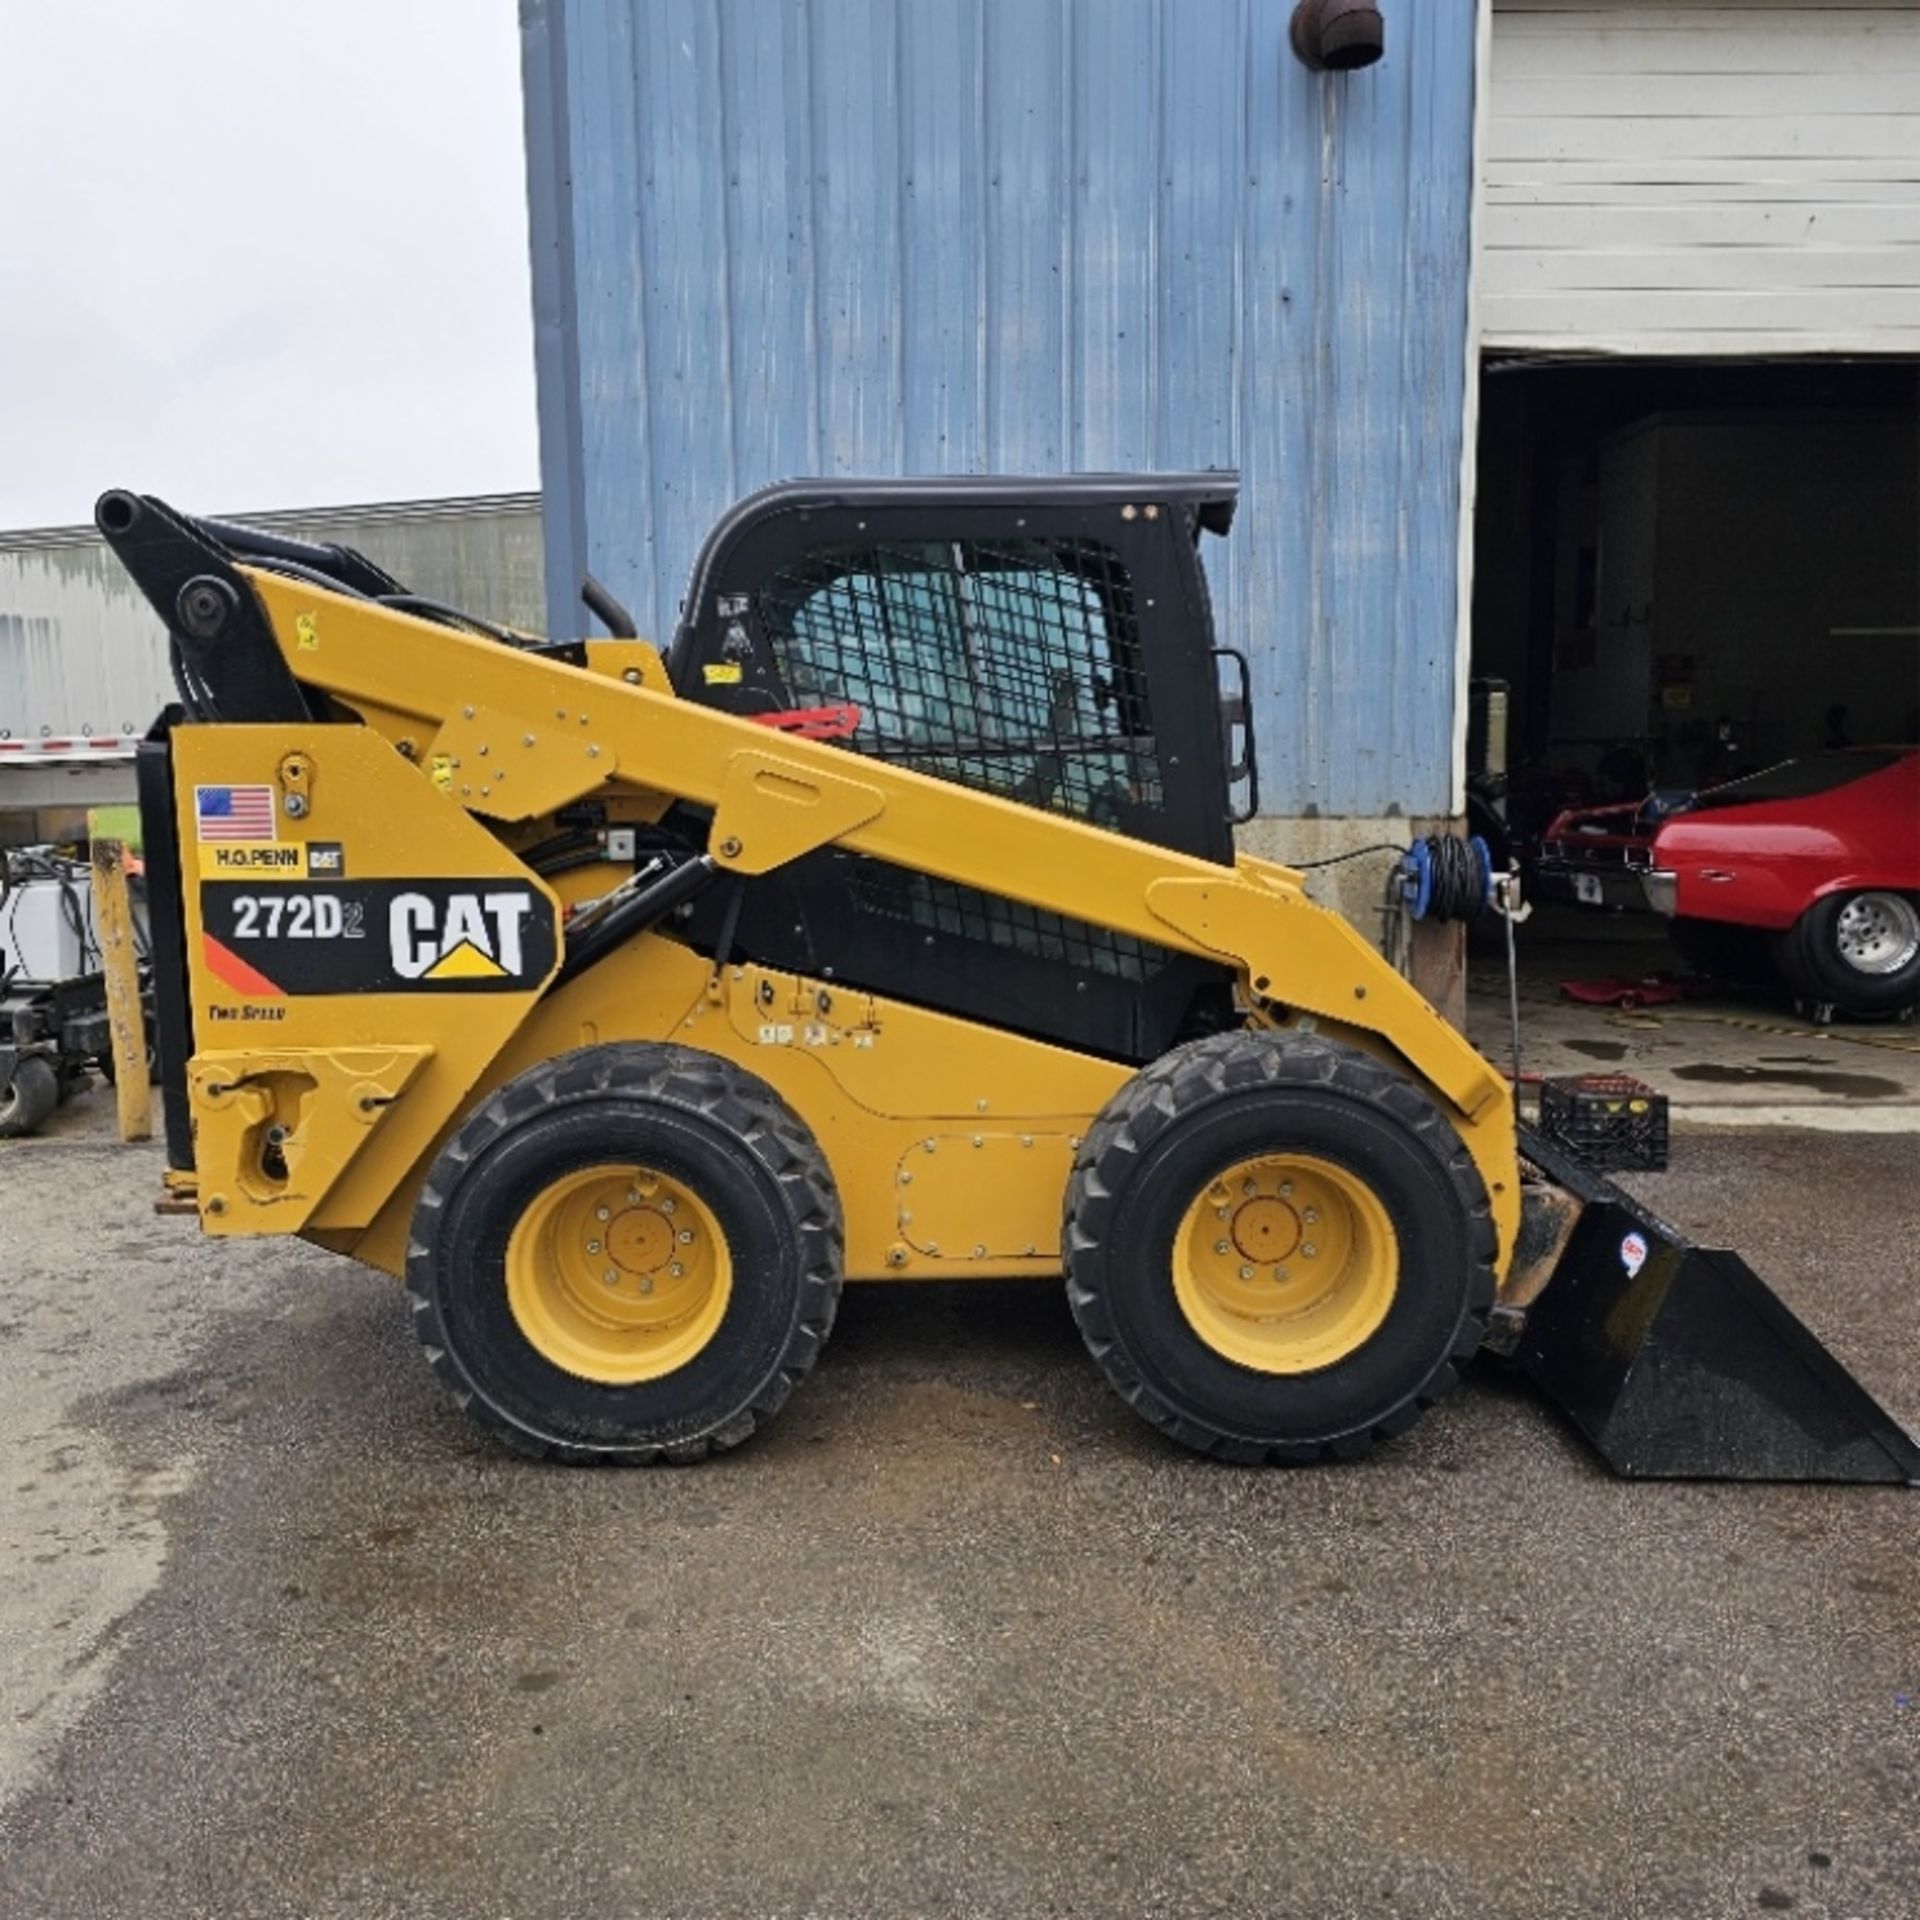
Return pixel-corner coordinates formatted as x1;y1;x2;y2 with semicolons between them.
90;838;152;1143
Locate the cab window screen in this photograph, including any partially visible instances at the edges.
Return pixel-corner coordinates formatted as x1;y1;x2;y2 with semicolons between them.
757;537;1162;825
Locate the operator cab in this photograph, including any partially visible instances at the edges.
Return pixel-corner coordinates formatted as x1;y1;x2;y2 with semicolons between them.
662;475;1252;1061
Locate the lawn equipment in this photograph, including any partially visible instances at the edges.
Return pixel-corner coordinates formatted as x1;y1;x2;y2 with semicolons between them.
0;847;148;1136
99;479;1918;1483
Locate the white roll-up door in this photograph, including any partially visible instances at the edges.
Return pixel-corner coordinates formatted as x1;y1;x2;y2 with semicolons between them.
1484;1;1920;354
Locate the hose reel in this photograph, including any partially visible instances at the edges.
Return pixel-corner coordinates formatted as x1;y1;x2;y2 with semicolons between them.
1396;834;1495;923
1387;833;1528;1091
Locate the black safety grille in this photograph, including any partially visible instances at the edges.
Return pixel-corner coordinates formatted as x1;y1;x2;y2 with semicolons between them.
755;535;1162;825
844;862;1160;985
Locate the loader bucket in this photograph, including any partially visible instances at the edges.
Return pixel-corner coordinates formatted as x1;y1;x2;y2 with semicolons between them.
1513;1129;1920;1485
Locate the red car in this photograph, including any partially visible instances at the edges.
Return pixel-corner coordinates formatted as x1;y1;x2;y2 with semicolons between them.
1535;748;1920;1016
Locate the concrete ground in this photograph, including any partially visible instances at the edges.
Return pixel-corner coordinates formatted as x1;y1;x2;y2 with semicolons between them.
3;1086;1918;1920
1469;904;1920;1130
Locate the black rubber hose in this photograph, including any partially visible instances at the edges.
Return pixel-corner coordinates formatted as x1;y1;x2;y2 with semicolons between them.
1419;835;1485;924
552;856;720;989
582;574;639;638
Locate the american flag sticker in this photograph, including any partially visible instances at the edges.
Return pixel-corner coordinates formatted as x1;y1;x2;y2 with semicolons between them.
195;784;278;842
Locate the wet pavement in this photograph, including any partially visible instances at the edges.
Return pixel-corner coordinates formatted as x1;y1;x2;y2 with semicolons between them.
3;1090;1918;1919
1469;905;1920;1129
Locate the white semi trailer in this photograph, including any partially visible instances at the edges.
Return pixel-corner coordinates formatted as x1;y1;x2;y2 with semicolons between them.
1;493;546;836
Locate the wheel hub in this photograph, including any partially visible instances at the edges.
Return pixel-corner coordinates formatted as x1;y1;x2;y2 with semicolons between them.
607;1204;674;1276
1230;1195;1302;1265
1836;893;1920;977
506;1163;731;1384
1173;1153;1399;1376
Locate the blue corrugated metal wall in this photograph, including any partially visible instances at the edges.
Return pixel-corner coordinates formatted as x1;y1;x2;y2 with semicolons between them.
521;0;1478;819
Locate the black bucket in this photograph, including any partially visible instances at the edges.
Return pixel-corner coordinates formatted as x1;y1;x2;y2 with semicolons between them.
1513;1128;1920;1485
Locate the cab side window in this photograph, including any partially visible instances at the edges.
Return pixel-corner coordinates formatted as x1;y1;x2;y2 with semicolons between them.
758;536;1162;825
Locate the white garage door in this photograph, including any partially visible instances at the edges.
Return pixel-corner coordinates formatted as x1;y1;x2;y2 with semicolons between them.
1484;0;1920;353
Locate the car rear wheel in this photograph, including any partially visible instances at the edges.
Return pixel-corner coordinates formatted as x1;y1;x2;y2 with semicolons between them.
1774;891;1920;1016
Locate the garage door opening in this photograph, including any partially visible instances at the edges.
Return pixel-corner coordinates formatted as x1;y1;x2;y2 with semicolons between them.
1473;358;1918;816
1465;357;1920;1090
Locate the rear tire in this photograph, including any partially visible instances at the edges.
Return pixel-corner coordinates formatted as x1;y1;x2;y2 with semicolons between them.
1064;1032;1495;1464
0;1055;59;1138
1772;891;1920;1016
406;1044;843;1463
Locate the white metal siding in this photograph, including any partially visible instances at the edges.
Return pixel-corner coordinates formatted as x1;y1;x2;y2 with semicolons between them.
1485;0;1920;354
0;497;544;748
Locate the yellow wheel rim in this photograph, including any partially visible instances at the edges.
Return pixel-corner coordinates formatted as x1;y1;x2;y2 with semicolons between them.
1172;1153;1398;1375
506;1163;732;1385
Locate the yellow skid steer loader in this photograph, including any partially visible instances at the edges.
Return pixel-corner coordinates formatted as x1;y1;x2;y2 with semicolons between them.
100;480;1916;1481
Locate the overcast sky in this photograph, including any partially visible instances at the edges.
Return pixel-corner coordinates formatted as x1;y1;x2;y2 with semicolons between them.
0;1;539;529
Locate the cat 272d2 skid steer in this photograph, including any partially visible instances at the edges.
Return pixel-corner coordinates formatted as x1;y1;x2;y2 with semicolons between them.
101;479;1917;1482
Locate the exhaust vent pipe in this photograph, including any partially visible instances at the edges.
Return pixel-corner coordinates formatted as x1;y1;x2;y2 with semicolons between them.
1290;0;1385;73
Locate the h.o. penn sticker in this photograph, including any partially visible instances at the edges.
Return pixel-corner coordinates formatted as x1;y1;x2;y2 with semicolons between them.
1620;1231;1650;1278
206;841;306;877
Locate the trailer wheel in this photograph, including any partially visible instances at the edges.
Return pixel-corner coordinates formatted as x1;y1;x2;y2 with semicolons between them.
406;1044;843;1463
0;1055;59;1138
1773;891;1920;1016
1063;1032;1495;1464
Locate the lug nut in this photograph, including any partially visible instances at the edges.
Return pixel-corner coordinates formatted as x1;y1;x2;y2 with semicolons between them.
1303;1207;1319;1225
661;1198;676;1215
1214;1239;1229;1255
1302;1244;1318;1260
669;1263;684;1278
1242;1179;1256;1197
1238;1265;1254;1281
596;1205;611;1222
603;1269;619;1286
586;1239;602;1255
1275;1266;1290;1281
677;1229;693;1244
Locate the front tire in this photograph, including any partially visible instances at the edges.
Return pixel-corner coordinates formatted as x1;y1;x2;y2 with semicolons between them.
1063;1033;1495;1464
0;1055;59;1138
406;1045;843;1463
